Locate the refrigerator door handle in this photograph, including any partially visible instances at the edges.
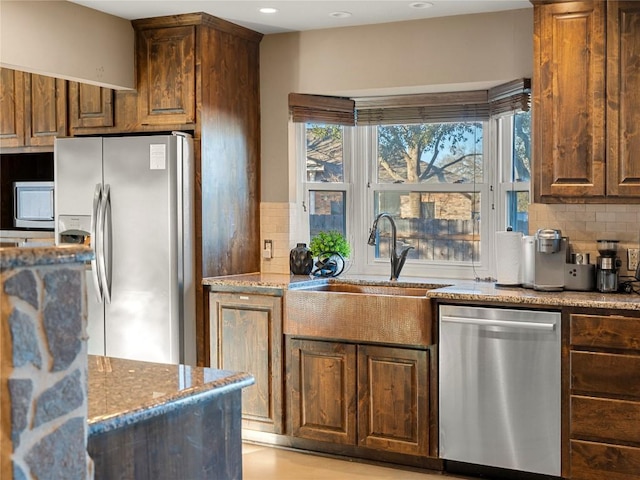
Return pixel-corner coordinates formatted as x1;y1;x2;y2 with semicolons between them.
90;183;104;303
98;184;113;304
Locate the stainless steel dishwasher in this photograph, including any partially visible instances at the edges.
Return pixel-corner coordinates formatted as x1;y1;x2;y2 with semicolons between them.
438;305;561;477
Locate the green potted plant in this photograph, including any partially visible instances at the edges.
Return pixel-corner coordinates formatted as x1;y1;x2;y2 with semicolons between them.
309;230;350;277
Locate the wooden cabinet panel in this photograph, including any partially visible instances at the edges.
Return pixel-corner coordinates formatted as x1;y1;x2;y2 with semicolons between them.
136;25;196;126
534;1;606;200
68;82;114;129
571;396;640;444
209;292;282;433
289;339;357;445
357;345;429;456
571;351;640;397
569;311;640;478
0;69;25;149
571;314;640;350
24;73;67;147
606;1;640;196
571;440;640;480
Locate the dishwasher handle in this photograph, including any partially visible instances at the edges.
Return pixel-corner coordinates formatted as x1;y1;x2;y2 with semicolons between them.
440;315;556;331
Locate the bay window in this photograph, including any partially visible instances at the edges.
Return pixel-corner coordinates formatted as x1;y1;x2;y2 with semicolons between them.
292;82;531;280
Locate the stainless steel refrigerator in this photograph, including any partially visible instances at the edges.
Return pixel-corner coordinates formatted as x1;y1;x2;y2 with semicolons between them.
54;133;196;365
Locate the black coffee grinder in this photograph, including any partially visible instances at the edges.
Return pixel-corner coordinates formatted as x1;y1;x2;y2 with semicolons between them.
596;240;621;293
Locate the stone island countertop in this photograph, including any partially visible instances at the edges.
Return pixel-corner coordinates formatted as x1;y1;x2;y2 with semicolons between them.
0;244;93;269
87;355;254;436
203;272;640;311
87;356;255;479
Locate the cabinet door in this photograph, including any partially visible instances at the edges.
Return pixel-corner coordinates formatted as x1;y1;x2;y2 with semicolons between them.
357;345;429;456
0;69;25;149
24;73;67;147
534;1;606;201
606;1;640;196
136;25;196;126
68;82;114;129
209;292;283;433
288;339;357;444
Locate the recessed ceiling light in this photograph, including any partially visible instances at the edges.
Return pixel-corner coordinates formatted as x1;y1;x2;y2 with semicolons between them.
329;11;352;19
409;2;434;8
259;7;278;14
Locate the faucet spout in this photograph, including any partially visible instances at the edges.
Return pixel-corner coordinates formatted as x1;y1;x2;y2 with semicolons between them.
368;213;412;281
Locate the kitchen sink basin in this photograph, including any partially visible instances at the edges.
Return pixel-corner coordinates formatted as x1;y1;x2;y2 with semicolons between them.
285;281;440;346
295;283;430;297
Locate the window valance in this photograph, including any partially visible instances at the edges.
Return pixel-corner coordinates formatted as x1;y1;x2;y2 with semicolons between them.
288;78;530;125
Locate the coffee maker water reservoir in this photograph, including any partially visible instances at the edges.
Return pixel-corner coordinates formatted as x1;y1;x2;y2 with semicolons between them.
596;240;621;293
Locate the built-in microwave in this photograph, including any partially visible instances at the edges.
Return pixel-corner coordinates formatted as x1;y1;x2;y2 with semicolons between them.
13;181;55;229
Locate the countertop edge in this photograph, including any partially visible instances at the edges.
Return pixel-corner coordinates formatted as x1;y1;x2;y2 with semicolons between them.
203;273;640;311
88;371;254;437
1;245;93;269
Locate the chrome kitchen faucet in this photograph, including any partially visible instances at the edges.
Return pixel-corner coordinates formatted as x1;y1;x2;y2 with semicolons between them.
367;213;413;281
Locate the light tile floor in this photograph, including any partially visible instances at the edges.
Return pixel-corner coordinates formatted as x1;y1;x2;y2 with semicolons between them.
242;444;474;480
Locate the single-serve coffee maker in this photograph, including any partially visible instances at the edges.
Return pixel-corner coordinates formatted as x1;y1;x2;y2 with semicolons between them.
596;239;621;293
534;228;568;291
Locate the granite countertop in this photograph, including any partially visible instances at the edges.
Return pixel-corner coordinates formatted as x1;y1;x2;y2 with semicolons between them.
87;355;254;436
0;245;93;269
203;272;640;311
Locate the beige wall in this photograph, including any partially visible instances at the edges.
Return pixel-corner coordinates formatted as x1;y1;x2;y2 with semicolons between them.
259;8;534;203
0;0;134;89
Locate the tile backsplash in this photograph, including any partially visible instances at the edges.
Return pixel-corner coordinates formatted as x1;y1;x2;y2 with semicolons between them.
260;202;640;275
529;203;640;273
260;202;294;275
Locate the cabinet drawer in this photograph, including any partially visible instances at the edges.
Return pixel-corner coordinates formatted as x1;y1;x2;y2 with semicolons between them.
571;314;640;350
571;351;640;398
571;395;640;444
571;440;640;480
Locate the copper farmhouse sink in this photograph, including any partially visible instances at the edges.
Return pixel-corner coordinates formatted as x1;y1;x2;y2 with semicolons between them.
284;282;442;346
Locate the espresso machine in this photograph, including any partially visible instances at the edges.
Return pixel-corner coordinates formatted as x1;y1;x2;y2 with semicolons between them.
534;228;568;291
596;240;621;293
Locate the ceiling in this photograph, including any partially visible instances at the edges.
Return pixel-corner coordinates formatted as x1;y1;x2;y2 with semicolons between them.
69;0;532;35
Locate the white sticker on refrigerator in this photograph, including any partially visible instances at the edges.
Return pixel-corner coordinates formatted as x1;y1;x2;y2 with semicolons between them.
149;144;166;170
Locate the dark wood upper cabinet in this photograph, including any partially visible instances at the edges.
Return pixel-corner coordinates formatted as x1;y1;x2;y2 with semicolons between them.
0;69;66;151
0;69;25;149
135;25;196;126
68;82;114;130
533;0;640;202
533;0;606;201
606;1;640;196
24;73;67;148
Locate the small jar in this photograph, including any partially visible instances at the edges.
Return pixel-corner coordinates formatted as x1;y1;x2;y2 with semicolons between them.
290;243;313;275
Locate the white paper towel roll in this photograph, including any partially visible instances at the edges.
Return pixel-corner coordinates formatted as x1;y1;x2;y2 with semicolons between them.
495;230;523;285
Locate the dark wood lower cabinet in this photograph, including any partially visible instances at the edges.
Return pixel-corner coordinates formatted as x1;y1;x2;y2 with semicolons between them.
571;440;640;480
288;338;430;457
209;292;283;434
569;311;640;480
358;344;429;456
289;339;357;444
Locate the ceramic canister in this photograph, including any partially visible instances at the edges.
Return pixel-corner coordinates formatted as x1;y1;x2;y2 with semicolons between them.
290;243;313;275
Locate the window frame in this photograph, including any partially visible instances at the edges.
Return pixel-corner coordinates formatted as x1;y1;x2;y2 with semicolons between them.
292;110;530;281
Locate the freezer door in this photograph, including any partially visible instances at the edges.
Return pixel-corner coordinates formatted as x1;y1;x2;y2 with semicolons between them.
54;137;103;222
102;136;180;364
